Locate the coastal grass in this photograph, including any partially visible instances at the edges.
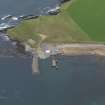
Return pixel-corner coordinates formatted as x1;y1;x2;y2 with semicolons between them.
69;0;105;41
7;22;41;42
8;1;90;45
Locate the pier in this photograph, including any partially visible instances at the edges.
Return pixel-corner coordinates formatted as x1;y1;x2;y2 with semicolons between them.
52;59;57;67
51;55;58;69
32;53;40;74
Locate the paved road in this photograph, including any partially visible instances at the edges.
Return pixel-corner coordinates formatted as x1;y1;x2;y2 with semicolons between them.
57;44;105;48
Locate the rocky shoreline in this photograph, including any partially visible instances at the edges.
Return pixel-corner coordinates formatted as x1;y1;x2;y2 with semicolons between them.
0;0;70;32
0;0;71;58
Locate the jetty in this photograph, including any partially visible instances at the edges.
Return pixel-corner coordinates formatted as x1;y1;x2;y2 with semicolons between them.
51;55;58;69
52;59;57;67
32;53;40;74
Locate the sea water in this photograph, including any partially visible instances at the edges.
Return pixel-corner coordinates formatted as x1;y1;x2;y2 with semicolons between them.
0;55;105;105
0;0;105;105
0;0;59;16
38;55;105;105
0;0;60;27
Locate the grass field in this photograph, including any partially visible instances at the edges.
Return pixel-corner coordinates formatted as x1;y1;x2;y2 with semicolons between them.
69;0;105;41
8;1;90;45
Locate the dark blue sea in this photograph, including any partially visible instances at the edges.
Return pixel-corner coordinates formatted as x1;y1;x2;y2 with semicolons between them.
0;55;105;105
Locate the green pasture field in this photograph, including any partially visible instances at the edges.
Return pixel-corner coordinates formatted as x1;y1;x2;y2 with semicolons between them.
69;0;105;41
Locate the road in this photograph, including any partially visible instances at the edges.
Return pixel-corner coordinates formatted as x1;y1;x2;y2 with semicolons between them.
56;43;105;56
57;43;105;49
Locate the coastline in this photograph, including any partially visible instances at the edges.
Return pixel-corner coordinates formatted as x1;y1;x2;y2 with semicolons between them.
2;0;105;59
0;0;70;32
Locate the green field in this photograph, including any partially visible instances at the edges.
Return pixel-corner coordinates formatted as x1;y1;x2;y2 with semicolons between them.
69;0;105;41
8;0;105;45
8;1;90;45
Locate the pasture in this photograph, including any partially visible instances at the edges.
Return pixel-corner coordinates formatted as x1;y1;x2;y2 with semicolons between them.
69;0;105;41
